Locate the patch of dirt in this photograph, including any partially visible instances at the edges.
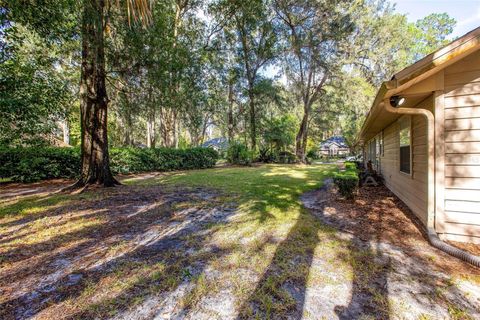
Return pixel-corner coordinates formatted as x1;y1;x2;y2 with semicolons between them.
0;183;239;320
0;179;70;201
302;182;480;320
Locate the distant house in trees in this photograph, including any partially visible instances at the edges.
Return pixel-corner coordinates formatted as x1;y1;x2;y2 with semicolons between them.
319;136;350;157
360;26;480;244
201;137;228;151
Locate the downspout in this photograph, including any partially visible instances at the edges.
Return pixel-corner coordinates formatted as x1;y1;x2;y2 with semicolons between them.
383;98;480;267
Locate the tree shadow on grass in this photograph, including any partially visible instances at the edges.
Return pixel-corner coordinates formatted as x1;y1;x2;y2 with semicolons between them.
236;182;332;319
248;176;480;319
0;186;239;319
1;165;336;319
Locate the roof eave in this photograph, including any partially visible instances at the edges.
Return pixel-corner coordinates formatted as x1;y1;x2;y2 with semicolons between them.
359;26;480;143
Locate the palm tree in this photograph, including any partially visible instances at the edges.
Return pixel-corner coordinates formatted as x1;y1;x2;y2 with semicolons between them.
70;0;151;190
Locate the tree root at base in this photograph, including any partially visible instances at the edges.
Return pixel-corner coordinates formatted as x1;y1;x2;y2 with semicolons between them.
58;177;121;194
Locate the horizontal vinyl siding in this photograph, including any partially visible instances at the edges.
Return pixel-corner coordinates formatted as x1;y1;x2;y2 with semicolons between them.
445;129;480;142
379;98;431;225
445;165;480;178
445;106;480;118
445;177;480;189
445;188;480;201
441;50;480;242
445;154;480;165
446;141;480;153
443;210;480;225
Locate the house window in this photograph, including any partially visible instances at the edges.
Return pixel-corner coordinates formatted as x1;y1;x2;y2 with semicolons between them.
399;117;411;174
380;131;384;156
369;139;375;164
375;134;381;172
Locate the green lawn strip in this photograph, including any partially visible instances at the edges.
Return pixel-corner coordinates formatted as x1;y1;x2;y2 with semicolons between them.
123;164;341;316
5;164;347;319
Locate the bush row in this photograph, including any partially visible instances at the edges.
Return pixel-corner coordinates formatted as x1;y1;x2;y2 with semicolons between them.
226;142;254;166
0;147;80;183
0;147;218;182
227;142;298;166
333;161;359;199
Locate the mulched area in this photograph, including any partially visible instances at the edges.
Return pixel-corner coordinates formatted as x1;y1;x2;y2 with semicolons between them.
320;184;480;276
448;240;480;257
302;182;480;319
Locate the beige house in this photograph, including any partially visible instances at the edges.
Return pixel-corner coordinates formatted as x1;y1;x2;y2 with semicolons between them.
360;27;480;244
319;136;350;157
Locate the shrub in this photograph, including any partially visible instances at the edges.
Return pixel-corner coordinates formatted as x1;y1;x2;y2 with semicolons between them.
109;148;156;174
306;149;318;160
257;147;277;163
108;147;219;174
344;161;357;171
226;142;253;166
0;147;80;183
0;147;219;182
277;151;296;164
333;163;359;199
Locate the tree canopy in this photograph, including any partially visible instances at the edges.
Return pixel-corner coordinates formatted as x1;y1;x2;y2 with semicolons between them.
1;0;457;164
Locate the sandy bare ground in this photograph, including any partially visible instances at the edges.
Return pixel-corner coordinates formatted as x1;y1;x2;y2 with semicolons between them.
1;176;479;319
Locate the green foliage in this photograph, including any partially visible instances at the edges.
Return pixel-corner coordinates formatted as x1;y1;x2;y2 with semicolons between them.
0;147;218;182
110;147;219;174
412;13;456;61
0;147;80;182
0;23;75;146
257;148;297;164
226;142;253;166
0;0;458;165
333;162;359;199
257;147;277;163
277;151;296;164
306;149;319;160
262;115;297;152
344;162;357;171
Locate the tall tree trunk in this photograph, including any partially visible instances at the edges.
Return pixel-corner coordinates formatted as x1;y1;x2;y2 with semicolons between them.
62;118;70;146
248;85;256;150
200;114;209;146
122;95;133;146
173;110;179;148
146;113;155;148
124;109;133;146
296;104;309;163
124;126;131;146
227;80;235;142
73;0;117;188
146;88;156;148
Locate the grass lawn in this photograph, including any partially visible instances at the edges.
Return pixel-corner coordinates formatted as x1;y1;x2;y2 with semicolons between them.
0;164;340;319
1;163;479;319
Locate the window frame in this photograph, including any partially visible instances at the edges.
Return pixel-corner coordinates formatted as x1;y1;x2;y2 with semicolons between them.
398;116;412;176
380;130;384;156
375;133;382;172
